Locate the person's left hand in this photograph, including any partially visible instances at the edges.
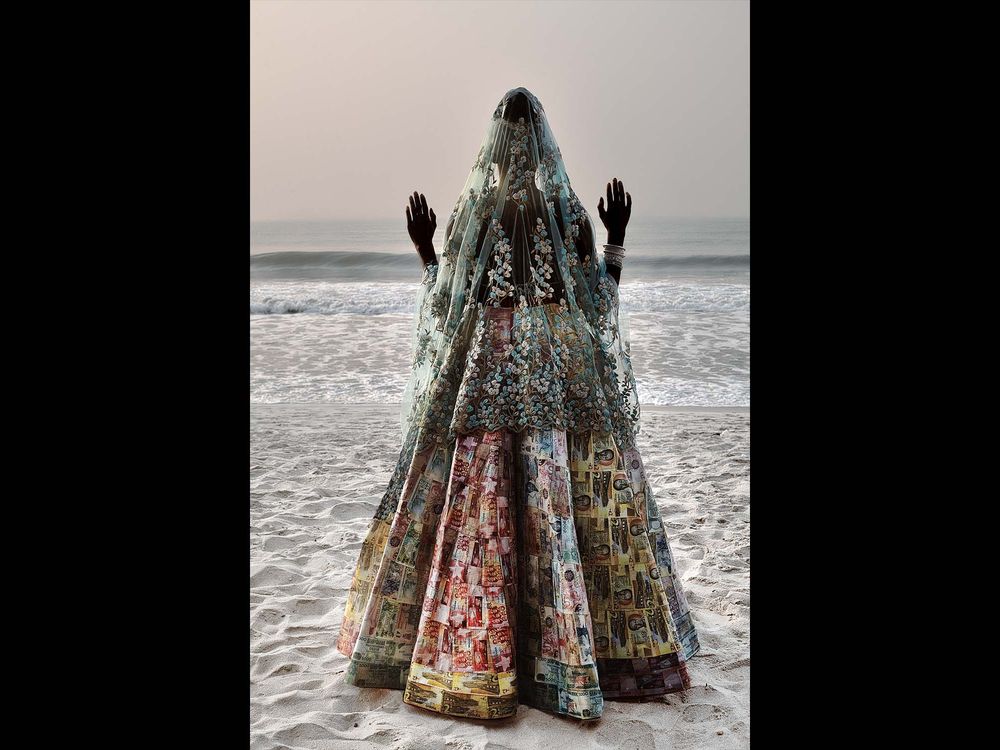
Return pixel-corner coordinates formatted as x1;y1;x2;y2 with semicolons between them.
406;191;438;266
598;177;631;246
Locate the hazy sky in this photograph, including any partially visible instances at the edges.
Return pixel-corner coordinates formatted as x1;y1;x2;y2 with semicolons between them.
250;0;749;221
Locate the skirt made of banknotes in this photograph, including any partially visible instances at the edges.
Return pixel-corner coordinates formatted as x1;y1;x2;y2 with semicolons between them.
336;424;700;721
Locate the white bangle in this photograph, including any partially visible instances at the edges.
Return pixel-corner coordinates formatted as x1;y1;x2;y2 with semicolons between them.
602;244;625;268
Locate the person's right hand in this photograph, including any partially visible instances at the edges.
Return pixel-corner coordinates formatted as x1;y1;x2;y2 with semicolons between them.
406;191;438;267
597;177;631;247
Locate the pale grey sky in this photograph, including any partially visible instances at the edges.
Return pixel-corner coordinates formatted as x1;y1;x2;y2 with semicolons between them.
250;0;749;221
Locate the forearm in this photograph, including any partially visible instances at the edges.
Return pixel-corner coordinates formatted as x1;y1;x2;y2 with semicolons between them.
605;232;624;285
416;241;438;268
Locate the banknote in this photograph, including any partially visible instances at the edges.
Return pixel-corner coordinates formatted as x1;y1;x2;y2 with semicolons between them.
499;546;513;579
440;690;487;717
628;517;647;537
539;560;555;607
451;629;473;670
450;448;472;486
561;623;583;665
643;652;683;672
396;520;423;566
412;620;442;664
426;447;449;481
533;656;565;685
462;592;482;628
609;611;629;657
432;577;452;623
408;662;452;689
498;670;517;695
628;611;651;646
472;636;489;671
403;680;440;709
375;600;400;638
612;470;633;495
536;429;554;457
497;496;512;536
570;438;591;472
573;488;593;513
621;446;645;485
358;537;378;575
591;618;610;656
353;578;374;612
610;518;631;559
561;664;598;692
481;492;500;537
484;597;506;628
633;567;655;608
635;670;681;695
573;615;596;665
591;434;616;469
524;681;559;710
655;669;687;693
480;553;502;586
349;661;406;689
448;581;469;628
605;675;638;695
552;429;568;464
397;566;420;604
557;520;581;564
488;624;514;672
522;507;543;555
486;693;518;718
355;635;400;664
676;615;699;657
565;687;604;719
456;669;500;695
380;559;404;597
520;603;540;640
559;564;587;613
538;605;559;659
406;476;431;520
589;533;612;569
397;602;421;641
612;566;634;610
646;606;671;646
592;470;612;507
631;537;656;568
550;465;570;517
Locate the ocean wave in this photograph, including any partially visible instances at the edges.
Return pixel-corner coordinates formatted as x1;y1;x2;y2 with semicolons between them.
250;250;749;282
251;282;420;315
619;283;748;313
250;280;749;316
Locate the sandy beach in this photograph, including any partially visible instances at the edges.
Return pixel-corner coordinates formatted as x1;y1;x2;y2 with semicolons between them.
250;403;749;749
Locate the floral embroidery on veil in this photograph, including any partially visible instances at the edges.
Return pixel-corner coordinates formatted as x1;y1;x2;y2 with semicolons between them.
398;88;641;493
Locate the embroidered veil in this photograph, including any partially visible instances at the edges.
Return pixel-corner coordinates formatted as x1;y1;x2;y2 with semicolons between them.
399;88;639;461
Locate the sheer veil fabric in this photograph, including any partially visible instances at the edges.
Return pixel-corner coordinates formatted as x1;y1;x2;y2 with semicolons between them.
337;88;699;721
399;87;640;455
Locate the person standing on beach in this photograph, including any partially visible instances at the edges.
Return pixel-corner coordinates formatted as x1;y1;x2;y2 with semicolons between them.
337;87;699;721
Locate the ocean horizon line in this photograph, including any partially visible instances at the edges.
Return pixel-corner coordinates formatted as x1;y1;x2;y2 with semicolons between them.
251;215;751;224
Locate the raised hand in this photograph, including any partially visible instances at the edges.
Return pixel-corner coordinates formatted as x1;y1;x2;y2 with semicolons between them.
406;191;438;267
597;177;632;247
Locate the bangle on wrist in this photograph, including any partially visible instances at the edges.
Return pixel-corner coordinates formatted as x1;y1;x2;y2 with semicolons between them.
602;243;625;269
